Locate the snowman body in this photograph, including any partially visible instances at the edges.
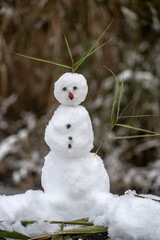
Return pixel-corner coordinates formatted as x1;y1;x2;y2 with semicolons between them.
41;72;110;218
44;105;93;158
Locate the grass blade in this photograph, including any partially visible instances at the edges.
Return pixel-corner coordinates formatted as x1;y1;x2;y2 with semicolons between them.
134;194;160;203
13;52;72;70
30;233;52;240
84;18;114;55
119;100;132;118
94;139;106;155
115;123;158;134
30;226;108;240
63;33;74;66
83;18;113;56
21;219;93;227
120;115;159;119
86;38;113;58
54;226;108;235
104;66;119;130
0;230;29;240
72;57;86;73
107;133;160;140
117;78;124;119
72;18;114;72
73;37;110;72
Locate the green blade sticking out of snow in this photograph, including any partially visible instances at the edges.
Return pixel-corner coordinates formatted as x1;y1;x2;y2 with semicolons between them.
12;52;72;70
13;19;114;73
72;19;114;73
0;230;30;240
30;226;108;240
63;33;74;66
104;66;119;131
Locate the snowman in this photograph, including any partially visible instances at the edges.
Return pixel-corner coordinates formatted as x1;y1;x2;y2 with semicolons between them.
41;72;110;219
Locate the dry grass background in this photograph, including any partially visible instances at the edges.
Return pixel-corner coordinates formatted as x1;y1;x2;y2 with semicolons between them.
0;0;160;195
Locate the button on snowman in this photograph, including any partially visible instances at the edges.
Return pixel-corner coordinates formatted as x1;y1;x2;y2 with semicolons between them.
41;72;110;218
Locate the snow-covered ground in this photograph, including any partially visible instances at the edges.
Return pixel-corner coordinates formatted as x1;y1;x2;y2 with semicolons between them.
0;190;160;240
93;191;160;240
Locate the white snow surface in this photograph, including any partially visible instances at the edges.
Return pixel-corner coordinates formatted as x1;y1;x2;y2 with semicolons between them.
0;191;160;239
41;151;110;196
92;191;160;240
54;73;88;105
45;105;94;157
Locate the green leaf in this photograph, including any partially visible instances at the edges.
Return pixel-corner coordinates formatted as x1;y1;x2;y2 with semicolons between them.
72;57;86;73
21;221;35;226
21;219;93;227
30;233;53;240
84;18;114;55
107;133;160;140
30;226;108;240
13;52;72;70
94;139;106;155
72;18;114;72
134;194;160;203
63;33;74;66
115;123;158;134
87;38;113;57
104;66;119;130
120;114;159;119
118;100;132;120
117;78;124;119
64;218;93;226
27;219;91;227
54;226;108;235
0;230;29;240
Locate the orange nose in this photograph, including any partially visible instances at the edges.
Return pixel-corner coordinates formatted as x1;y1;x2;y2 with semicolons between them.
69;92;74;100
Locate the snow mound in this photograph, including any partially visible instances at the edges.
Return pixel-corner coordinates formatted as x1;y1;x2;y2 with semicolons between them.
92;191;160;240
0;190;160;239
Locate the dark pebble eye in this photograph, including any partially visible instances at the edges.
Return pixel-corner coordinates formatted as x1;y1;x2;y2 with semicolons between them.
66;124;71;129
73;86;77;90
63;87;67;91
68;136;72;140
68;144;72;148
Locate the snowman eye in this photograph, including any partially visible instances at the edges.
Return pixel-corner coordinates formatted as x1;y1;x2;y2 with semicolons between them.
63;87;67;91
73;86;77;90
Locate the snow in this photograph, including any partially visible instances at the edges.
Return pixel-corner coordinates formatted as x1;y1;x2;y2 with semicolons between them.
45;105;94;157
0;191;160;239
41;151;110;197
0;72;160;240
106;69;159;90
92;191;160;240
43;72;109;218
0;129;27;161
0;189;109;236
54;73;88;105
0;113;36;161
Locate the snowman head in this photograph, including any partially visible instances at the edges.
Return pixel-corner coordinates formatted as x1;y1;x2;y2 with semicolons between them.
54;73;88;105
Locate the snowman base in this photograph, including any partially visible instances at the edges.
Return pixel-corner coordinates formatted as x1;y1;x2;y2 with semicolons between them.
42;152;109;193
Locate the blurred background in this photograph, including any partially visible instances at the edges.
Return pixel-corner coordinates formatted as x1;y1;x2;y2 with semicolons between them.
0;0;160;196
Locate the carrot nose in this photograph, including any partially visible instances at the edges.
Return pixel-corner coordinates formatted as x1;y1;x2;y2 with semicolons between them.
69;92;74;100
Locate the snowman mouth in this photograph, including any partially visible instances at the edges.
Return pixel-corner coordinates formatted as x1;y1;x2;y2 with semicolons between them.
69;92;74;100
